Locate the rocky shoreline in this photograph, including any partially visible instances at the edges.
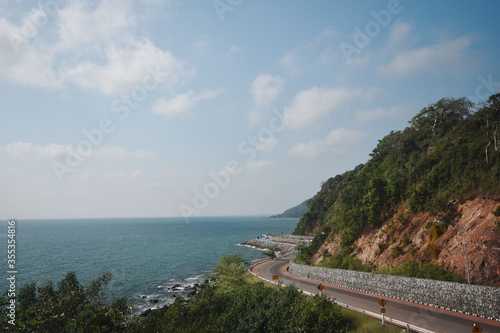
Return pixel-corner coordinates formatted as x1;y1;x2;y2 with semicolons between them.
140;234;311;317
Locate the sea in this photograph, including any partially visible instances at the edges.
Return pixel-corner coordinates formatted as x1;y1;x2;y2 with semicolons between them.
1;216;298;313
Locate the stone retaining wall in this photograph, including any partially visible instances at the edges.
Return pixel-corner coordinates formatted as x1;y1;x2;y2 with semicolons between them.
289;263;500;320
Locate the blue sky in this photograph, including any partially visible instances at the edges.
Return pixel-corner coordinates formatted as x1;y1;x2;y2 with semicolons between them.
1;0;499;219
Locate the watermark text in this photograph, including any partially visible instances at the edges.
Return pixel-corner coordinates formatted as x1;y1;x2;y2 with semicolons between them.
6;219;17;326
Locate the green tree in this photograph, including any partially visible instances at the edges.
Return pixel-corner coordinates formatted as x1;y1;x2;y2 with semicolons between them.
261;245;278;260
362;177;387;224
409;97;473;143
292;94;500;277
475;93;500;166
130;255;347;332
0;271;131;332
211;254;246;288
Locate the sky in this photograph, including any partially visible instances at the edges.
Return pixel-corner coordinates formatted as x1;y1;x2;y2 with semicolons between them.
1;0;500;219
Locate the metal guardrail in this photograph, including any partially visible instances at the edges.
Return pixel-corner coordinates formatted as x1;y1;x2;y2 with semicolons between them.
249;266;436;333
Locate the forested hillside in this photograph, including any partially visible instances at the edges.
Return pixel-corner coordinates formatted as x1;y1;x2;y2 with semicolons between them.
294;95;500;285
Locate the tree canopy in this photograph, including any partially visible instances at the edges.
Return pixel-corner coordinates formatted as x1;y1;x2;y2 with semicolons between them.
294;95;500;264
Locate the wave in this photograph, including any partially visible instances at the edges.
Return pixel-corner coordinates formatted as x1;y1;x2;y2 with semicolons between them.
236;243;260;250
134;273;208;314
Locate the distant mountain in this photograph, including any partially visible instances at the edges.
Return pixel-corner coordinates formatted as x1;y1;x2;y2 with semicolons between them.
271;200;310;218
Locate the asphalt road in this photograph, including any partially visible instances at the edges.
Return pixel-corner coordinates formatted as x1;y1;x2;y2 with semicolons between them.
253;258;500;333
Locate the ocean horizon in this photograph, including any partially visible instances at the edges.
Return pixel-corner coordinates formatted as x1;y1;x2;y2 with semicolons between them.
1;216;298;312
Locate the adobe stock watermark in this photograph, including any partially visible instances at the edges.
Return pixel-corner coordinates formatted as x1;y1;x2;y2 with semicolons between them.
6;219;17;326
339;0;412;62
51;65;169;182
7;0;66;54
178;108;293;221
467;74;500;104
213;0;244;21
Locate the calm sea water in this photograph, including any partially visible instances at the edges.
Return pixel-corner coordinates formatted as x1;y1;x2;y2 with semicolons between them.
1;216;298;312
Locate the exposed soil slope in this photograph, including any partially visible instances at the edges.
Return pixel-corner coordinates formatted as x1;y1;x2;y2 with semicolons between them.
313;197;500;286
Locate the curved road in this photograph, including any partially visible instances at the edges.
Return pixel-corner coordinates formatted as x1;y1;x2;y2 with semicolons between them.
253;257;500;333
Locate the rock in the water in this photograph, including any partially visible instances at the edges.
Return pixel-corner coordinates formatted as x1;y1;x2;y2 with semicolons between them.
141;309;152;317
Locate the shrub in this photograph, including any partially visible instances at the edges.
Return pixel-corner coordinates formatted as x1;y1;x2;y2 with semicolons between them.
397;214;409;225
0;272;131;332
376;260;466;283
391;245;404;259
319;252;370;272
401;235;412;247
428;224;448;243
133;255;348;332
426;244;441;259
408;244;418;255
492;205;500;217
377;242;389;254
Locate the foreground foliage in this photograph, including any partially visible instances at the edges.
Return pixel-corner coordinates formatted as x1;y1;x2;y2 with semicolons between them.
129;254;346;332
0;271;130;332
1;255;348;332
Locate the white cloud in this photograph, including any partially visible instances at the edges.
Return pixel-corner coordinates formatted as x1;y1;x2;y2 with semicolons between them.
251;74;284;108
1;142;158;160
0;12;60;88
279;29;337;76
62;39;186;95
388;21;411;46
153;89;222;117
249;73;284;123
3;142;69;160
355;104;410;122
256;138;278;153
345;52;372;69
153;92;194;117
279;51;301;76
247;160;275;173
93;146;158;159
378;36;473;77
283;86;384;130
56;0;134;50
289;128;366;159
0;1;189;95
310;30;338;48
104;171;128;179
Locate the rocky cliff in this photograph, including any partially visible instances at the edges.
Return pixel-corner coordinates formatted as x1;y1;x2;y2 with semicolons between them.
312;197;500;286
